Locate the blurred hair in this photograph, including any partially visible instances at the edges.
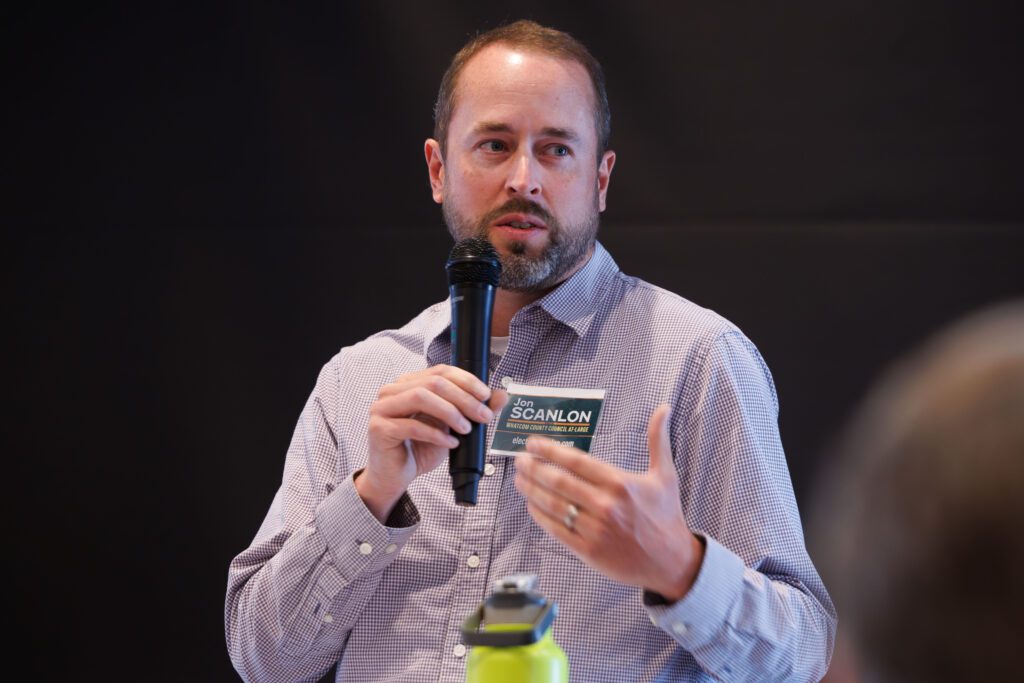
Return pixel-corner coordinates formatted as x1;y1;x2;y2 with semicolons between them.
812;301;1024;682
433;19;611;158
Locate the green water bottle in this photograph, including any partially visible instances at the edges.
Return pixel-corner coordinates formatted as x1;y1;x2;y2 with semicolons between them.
462;574;569;683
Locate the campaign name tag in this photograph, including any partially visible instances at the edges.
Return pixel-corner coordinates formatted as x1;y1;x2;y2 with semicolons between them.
490;383;605;456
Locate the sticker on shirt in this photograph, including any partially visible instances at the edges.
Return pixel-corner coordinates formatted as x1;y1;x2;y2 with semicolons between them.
490;383;605;456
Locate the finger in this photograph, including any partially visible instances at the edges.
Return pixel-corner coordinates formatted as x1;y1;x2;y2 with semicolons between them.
383;373;494;424
516;453;608;513
488;388;509;414
394;365;491;402
370;415;460;450
525;500;588;555
372;388;474;435
514;465;596;536
646;404;674;477
411;412;446;431
524;435;623;487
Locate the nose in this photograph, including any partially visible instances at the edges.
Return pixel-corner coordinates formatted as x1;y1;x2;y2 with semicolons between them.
506;152;541;196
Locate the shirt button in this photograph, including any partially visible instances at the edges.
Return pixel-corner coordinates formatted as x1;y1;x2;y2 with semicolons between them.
358;542;373;555
323;613;334;624
672;622;688;636
453;643;467;658
385;543;398;554
484;463;496;476
467;554;481;568
500;376;513;388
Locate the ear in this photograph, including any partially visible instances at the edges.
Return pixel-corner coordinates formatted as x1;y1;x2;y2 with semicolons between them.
596;149;616;212
425;139;445;204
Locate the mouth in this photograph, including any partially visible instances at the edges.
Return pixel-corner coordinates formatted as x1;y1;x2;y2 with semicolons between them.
491;213;548;233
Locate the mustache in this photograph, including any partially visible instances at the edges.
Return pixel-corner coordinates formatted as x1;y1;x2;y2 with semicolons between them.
477;198;556;231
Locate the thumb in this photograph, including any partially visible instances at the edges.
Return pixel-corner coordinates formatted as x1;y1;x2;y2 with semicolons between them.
488;388;509;415
646;404;675;479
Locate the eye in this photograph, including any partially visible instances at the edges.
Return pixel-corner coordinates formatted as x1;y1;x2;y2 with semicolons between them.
480;140;508;153
547;144;571;157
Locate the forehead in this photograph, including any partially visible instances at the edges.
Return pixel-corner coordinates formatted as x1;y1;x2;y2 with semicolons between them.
451;44;598;144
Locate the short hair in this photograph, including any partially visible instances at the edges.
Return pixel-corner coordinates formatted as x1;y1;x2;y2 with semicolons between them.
433;20;611;158
811;301;1024;682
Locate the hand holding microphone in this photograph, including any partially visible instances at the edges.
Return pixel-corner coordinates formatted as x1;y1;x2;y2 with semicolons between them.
356;238;505;520
445;237;502;506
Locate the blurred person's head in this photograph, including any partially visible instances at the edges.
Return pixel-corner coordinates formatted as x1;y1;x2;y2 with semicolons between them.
812;301;1024;682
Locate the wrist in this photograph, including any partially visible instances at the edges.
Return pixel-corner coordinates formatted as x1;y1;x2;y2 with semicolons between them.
652;532;706;603
354;469;406;523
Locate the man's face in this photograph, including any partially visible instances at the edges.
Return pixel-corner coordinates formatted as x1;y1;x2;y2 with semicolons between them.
425;44;616;292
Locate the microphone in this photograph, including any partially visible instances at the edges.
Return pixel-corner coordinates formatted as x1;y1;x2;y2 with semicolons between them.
445;237;502;507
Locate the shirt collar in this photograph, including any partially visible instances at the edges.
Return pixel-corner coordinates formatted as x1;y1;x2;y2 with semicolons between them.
527;240;618;337
424;241;619;360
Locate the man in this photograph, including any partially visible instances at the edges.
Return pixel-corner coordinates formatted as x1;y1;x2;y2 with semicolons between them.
227;20;835;682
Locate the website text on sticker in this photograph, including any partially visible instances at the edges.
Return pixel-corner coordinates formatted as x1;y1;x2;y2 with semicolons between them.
490;383;605;456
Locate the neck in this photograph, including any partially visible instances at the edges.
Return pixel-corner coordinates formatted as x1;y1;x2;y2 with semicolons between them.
489;245;594;336
490;289;543;336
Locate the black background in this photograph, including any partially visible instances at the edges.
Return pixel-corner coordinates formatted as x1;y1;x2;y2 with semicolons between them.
9;2;1022;680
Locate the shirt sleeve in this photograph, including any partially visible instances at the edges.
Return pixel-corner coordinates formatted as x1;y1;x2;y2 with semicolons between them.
225;359;420;683
644;330;837;682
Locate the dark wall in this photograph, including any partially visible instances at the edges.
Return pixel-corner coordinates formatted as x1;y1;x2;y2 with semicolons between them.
9;2;1022;680
12;1;1024;226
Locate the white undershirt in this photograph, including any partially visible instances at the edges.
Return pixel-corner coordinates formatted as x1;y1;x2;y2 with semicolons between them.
490;335;510;358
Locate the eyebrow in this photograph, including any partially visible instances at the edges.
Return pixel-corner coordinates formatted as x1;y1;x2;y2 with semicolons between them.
541;126;581;142
471;121;582;142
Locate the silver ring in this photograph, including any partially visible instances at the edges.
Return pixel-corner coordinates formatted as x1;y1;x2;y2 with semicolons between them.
562;503;580;532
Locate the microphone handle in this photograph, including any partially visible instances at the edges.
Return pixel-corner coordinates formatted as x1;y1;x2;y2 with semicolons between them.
449;282;495;506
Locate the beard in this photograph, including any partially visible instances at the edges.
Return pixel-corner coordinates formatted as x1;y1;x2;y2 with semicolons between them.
443;196;600;293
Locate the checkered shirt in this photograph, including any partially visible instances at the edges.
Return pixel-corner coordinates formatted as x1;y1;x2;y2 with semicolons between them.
226;242;836;682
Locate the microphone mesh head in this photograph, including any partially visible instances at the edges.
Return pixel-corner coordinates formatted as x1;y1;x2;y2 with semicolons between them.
446;237;502;286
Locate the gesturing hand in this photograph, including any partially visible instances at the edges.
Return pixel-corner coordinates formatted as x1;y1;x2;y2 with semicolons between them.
356;365;507;522
514;404;704;602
